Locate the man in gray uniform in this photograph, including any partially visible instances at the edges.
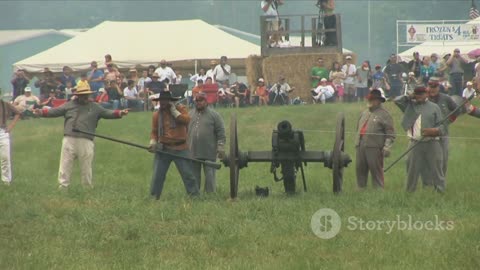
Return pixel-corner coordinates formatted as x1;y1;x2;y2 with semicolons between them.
427;79;458;177
34;85;129;188
355;89;395;189
188;92;226;193
394;86;447;192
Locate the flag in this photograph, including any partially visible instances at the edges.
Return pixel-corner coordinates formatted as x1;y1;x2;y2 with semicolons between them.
470;0;480;19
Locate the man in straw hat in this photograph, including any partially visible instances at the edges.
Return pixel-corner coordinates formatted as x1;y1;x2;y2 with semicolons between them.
355;89;395;189
188;92;225;193
34;85;129;189
149;91;199;200
394;86;446;192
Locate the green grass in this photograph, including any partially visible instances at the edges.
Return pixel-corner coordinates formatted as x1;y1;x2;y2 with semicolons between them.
1;101;480;269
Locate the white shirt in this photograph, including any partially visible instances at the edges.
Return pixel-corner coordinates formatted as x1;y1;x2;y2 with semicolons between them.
261;1;278;17
313;85;335;98
213;64;232;82
205;69;215;82
407;115;422;140
342;64;357;84
190;74;208;84
463;88;476;99
270;82;291;95
154;66;176;84
123;87;138;98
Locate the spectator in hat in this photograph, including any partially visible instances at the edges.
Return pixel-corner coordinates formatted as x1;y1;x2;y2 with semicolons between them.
87;61;104;94
405;72;418;95
384;54;405;98
342;55;357;102
148;91;199;199
427;79;458;180
13;87;40;118
269;75;294;105
0;95;21;185
188;92;226;193
11;69;30;100
255;78;269;106
312;78;335;104
95;88;110;108
437;53;451;82
355;89;395;189
147;73;167;94
462;81;476;99
34;85;129;189
430;53;440;73
154;59;177;84
394;86;446;192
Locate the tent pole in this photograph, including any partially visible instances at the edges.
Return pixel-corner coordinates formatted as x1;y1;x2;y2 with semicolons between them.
195;60;198;74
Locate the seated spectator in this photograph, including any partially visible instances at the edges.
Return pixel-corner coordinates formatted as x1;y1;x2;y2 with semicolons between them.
137;70;151;94
192;79;204;100
218;82;232;107
39;90;57;108
95;88;110;108
13;87;40;118
463;81;476;99
123;80;143;110
76;73;90;91
106;80;123;110
312;78;335;104
269;76;294;105
205;77;214;85
64;81;75;100
128;68;139;84
146;73;166;94
254;78;269;106
231;82;249;108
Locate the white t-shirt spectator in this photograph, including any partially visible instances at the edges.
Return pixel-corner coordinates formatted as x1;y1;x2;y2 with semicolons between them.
154;66;176;84
190;74;208;84
462;87;476;99
313;85;335;99
123;87;138;99
213;64;231;82
342;64;357;85
13;94;40;111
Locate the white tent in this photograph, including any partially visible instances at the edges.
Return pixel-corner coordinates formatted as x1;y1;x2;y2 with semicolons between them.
399;18;480;62
14;20;260;73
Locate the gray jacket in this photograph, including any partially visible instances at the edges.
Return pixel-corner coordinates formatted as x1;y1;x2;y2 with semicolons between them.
428;93;458;134
188;107;226;161
41;100;123;140
394;95;446;139
355;105;395;148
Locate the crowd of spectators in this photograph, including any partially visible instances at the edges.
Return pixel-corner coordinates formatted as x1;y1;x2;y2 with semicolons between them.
6;49;480;118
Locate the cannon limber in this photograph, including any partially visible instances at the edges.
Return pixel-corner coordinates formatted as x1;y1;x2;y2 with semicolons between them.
222;113;352;199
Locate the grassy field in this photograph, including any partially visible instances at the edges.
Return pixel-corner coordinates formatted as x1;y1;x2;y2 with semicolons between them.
1;101;480;269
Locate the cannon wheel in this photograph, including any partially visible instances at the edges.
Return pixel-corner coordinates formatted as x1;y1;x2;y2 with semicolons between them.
332;113;345;193
229;114;240;199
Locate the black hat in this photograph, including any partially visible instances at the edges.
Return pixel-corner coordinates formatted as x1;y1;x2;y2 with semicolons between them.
414;86;427;93
151;91;181;101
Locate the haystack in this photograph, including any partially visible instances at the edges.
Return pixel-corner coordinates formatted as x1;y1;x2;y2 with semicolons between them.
246;53;357;102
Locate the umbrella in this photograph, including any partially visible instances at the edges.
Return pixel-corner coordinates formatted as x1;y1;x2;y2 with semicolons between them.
467;48;480;59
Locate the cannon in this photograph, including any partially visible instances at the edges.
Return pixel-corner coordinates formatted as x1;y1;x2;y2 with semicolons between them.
222;112;352;199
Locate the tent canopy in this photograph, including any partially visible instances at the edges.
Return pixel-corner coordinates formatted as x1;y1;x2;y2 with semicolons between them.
14;20;260;73
399;17;480;62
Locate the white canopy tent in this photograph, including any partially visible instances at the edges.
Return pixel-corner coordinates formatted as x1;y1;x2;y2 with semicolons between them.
13;20;260;73
399;17;480;62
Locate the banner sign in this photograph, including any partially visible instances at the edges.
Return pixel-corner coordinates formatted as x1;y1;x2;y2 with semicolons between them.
406;24;480;43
